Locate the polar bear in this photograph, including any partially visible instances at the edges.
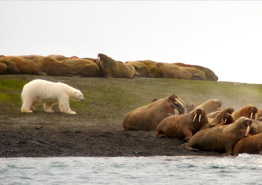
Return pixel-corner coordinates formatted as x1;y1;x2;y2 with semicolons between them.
21;79;84;114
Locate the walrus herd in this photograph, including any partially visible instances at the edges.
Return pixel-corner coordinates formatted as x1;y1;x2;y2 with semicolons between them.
0;54;218;81
122;94;262;156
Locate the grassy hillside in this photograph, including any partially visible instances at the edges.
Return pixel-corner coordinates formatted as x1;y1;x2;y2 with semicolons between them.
1;75;262;128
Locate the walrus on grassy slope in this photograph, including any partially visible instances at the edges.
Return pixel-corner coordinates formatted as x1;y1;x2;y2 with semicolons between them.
97;53;136;78
174;63;218;81
38;57;75;76
136;60;162;78
232;105;257;121
155;108;208;140
0;56;45;75
232;132;262;156
61;59;100;77
195;99;222;115
156;63;192;80
185;117;252;155
122;94;185;131
125;61;150;77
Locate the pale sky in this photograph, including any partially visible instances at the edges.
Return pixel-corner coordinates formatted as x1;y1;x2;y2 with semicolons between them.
1;1;262;84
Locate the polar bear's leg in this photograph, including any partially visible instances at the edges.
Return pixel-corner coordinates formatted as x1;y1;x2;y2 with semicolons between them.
43;102;54;113
58;97;76;114
21;99;34;113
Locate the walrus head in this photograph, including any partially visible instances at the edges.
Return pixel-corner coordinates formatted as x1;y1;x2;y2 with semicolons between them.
168;94;185;114
238;105;258;120
249;106;258;119
192;108;207;123
222;113;234;125
236;117;253;137
225;107;234;114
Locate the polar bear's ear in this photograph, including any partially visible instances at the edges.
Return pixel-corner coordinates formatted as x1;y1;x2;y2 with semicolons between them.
74;91;78;95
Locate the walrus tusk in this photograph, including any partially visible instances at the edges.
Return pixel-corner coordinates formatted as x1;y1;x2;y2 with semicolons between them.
198;115;201;122
176;97;185;106
168;113;174;116
250;113;253;119
245;125;250;136
193;114;197;122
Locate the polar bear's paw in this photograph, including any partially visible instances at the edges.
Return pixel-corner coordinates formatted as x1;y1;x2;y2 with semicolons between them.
67;111;76;115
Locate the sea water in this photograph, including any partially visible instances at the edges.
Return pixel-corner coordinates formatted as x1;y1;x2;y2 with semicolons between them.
0;154;262;185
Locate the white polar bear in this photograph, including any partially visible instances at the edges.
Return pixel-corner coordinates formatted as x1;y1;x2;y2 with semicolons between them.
21;79;84;114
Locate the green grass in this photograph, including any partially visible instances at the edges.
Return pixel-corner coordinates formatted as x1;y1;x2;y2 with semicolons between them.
0;78;27;104
1;75;262;122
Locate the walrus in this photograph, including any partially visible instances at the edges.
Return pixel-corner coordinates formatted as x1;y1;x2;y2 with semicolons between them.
38;57;75;76
256;109;262;120
136;60;162;78
122;94;185;131
47;54;69;61
97;53;136;78
125;61;150;77
185;117;252;155
249;120;262;133
61;59;100;77
0;61;7;74
195;99;222;114
201;112;234;130
175;63;218;81
0;56;44;75
156;63;192;80
233;133;262;156
208;107;234;125
191;64;218;81
155;108;208;140
232;105;257;121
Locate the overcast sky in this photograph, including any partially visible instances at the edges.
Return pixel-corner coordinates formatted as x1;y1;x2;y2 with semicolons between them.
1;1;262;84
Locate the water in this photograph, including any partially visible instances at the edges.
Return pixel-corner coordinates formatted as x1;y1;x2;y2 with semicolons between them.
0;154;262;185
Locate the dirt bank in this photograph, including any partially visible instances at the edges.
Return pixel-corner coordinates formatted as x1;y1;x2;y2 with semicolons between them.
0;111;220;157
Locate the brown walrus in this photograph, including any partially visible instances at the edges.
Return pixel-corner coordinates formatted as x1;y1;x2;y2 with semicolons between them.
233;133;262;156
232;105;257;121
122;94;185;131
156;63;192;80
208;107;235;125
201;112;234;130
247;120;262;134
0;56;44;75
37;57;75;76
185;117;252;155
125;61;150;77
61;58;100;77
155;108;208;140
97;53;136;78
195;99;222;114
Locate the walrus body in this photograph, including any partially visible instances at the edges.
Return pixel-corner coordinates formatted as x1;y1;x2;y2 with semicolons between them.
208;107;234;126
233;133;262;156
195;99;222;114
186;117;252;155
155;108;208;140
251;120;262;133
0;56;44;75
61;59;100;77
122;94;185;131
97;53;136;78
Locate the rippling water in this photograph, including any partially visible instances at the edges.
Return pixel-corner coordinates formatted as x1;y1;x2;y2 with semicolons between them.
1;154;261;185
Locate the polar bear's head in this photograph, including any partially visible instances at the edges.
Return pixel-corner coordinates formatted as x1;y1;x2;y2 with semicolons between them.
72;90;85;101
